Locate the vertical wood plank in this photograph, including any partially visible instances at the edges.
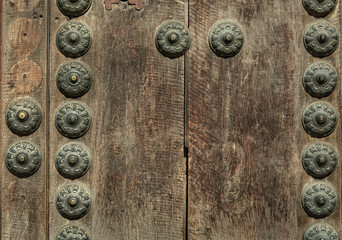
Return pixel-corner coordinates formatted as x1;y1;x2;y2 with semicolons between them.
48;1;186;239
188;1;341;239
1;0;48;239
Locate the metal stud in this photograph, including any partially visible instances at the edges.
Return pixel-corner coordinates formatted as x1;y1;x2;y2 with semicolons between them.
304;21;339;58
209;20;244;58
55;101;92;139
155;20;192;58
5;141;42;178
6;98;42;136
302;102;337;138
57;0;92;18
56;225;91;240
56;184;91;220
303;62;338;98
56;21;92;58
302;182;337;218
302;0;337;18
56;61;93;98
303;223;338;240
55;142;91;180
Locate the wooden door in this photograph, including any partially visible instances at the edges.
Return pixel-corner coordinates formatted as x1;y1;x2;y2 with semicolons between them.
1;0;341;239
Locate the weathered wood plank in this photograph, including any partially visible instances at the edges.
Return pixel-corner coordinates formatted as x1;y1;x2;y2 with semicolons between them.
1;0;48;238
48;1;186;239
188;1;341;239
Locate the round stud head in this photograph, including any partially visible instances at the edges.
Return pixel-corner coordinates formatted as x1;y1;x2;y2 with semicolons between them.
302;62;338;98
155;20;192;58
56;21;92;58
304;21;339;58
302;102;337;138
55;101;92;139
57;0;92;18
303;223;338;240
302;182;337;218
56;225;91;240
302;0;337;18
56;184;91;220
5;141;42;178
55;143;91;180
6;98;42;136
56;61;93;98
209;20;244;58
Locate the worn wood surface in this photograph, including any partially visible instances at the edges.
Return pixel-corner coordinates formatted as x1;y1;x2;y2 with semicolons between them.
1;0;48;239
48;1;186;239
187;1;342;239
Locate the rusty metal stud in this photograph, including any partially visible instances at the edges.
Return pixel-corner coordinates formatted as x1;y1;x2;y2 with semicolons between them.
304;21;339;58
209;20;244;58
155;20;192;58
302;143;337;179
303;62;338;98
57;0;92;18
6;98;42;136
56;184;91;220
56;21;92;58
302;102;337;138
5;141;42;178
302;0;337;18
302;182;337;218
303;223;338;240
56;225;91;240
55;142;91;180
55;101;92;139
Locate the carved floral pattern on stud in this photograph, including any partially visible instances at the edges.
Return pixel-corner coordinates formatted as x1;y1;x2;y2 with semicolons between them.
303;223;338;240
6;98;42;136
56;21;92;58
55;101;92;139
302;0;337;18
209;20;244;58
56;61;93;98
155;20;192;59
55;143;91;180
104;0;145;11
303;62;338;98
302;182;337;218
302;143;337;179
5;141;42;178
302;102;337;138
56;184;92;220
56;225;91;240
57;0;92;17
304;21;339;58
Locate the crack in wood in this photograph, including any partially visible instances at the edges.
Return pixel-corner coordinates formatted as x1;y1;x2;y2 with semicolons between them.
104;0;144;10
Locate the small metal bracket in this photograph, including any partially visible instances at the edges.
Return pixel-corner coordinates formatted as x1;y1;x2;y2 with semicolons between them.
104;0;145;11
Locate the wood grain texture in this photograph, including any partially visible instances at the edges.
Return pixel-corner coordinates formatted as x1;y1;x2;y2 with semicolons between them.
48;1;186;239
1;0;48;239
187;1;342;239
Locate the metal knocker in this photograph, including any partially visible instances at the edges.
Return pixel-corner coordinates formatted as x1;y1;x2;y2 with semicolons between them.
56;21;92;58
304;21;339;58
209;20;244;58
57;0;92;18
56;225;91;240
302;0;337;18
56;184;92;220
302;182;337;218
303;223;338;240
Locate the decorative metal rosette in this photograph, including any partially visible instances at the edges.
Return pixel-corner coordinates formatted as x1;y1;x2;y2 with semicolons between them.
5;141;42;178
56;21;92;58
302;0;337;18
56;184;92;220
6;98;42;136
304;21;339;58
303;223;338;240
302;102;337;138
209;20;244;58
302;182;337;218
55;101;92;139
55;142;91;180
302;142;337;179
155;20;192;58
56;225;91;240
57;0;92;18
302;62;338;98
56;61;93;98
